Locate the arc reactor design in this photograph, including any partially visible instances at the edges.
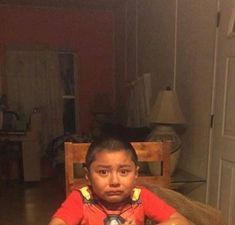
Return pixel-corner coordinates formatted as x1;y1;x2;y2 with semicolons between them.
104;215;126;225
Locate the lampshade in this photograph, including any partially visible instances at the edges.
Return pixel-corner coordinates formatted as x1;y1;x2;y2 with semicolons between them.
148;89;186;124
91;93;113;114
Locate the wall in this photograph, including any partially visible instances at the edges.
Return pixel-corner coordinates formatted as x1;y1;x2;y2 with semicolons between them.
113;2;126;122
116;0;176;123
137;0;176;98
115;0;217;202
0;5;115;133
176;0;217;201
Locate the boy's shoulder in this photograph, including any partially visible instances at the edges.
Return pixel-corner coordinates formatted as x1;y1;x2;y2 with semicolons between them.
75;186;95;203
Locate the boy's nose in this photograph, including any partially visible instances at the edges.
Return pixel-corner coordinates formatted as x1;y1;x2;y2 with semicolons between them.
109;172;120;186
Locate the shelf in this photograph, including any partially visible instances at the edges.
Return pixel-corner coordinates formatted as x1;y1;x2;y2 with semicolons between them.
171;168;206;194
137;167;206;195
62;95;75;99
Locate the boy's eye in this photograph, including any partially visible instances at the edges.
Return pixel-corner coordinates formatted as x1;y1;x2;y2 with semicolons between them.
119;169;130;175
97;169;109;176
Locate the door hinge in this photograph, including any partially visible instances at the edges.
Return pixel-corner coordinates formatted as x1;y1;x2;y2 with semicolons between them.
210;114;214;128
217;11;220;27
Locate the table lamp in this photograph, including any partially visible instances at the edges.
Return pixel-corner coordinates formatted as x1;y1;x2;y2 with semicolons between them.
147;87;186;175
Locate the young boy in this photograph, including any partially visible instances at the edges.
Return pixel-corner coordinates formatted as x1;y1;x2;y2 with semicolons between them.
49;137;189;225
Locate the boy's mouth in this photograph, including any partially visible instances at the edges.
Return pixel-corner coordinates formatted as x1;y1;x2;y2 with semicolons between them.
106;191;123;196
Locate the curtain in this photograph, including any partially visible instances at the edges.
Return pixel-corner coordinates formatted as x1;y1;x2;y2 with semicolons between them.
6;49;64;155
126;73;152;127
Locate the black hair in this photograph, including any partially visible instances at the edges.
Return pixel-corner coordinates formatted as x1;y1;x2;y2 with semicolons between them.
85;136;138;169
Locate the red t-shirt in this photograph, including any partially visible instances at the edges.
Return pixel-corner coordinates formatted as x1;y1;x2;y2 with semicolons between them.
52;186;175;225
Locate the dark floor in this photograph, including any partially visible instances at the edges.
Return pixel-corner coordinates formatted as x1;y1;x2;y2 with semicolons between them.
0;168;66;225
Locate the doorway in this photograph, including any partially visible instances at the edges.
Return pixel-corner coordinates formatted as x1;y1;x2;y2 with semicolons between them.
208;1;235;224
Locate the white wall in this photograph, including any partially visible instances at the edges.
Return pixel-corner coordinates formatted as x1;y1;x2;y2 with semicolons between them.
137;0;177;103
176;0;217;201
115;0;218;202
117;0;177;123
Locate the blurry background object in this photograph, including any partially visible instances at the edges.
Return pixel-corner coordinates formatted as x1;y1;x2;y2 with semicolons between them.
90;93;113;138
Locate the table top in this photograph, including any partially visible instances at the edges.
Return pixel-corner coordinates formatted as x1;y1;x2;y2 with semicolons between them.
0;130;26;135
170;168;206;194
171;168;206;183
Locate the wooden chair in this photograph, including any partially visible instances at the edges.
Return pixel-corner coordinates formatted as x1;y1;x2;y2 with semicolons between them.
64;141;171;196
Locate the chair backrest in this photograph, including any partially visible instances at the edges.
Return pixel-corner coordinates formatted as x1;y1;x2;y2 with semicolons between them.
64;141;171;196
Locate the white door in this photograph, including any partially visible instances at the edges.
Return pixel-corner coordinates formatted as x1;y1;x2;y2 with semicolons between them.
208;1;235;224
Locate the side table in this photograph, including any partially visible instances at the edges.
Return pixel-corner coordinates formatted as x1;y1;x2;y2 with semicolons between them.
0;130;40;182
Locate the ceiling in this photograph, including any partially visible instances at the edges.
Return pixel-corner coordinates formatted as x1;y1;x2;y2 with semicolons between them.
0;0;123;9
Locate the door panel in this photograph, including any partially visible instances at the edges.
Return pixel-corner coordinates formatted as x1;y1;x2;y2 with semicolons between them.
209;1;235;224
223;57;235;137
219;159;235;225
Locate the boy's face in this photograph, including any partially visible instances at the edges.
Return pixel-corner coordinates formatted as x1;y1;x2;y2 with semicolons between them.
85;149;139;205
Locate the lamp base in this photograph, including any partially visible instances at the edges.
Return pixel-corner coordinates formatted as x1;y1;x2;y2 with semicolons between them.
147;125;182;175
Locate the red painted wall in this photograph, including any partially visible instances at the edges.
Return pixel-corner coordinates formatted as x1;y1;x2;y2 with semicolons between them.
0;5;115;133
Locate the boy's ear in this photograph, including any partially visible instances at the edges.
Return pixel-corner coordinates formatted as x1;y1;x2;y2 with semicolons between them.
83;167;90;181
135;166;139;178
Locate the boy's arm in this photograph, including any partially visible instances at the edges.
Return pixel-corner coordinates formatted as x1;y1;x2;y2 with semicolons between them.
156;212;189;225
48;218;67;225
